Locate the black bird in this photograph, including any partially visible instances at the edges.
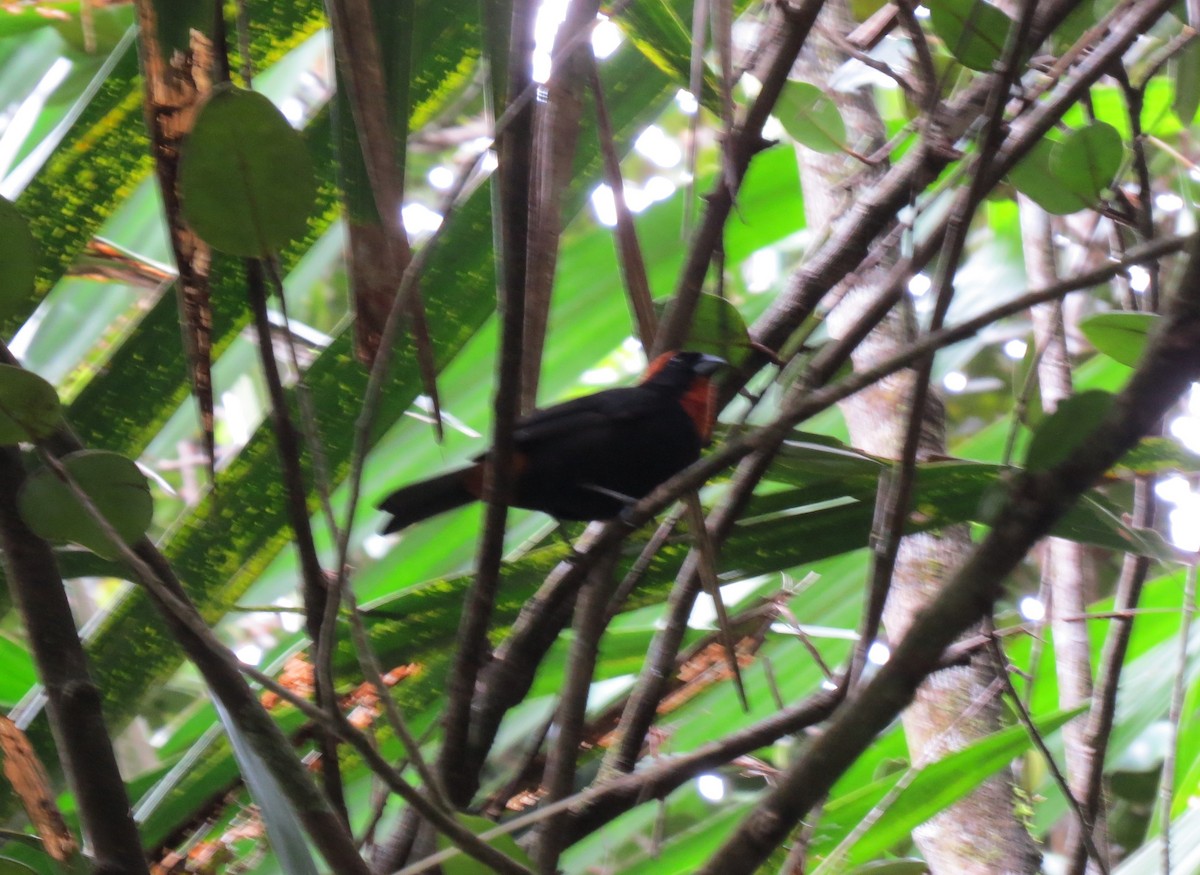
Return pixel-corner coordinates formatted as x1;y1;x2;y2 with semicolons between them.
378;351;724;533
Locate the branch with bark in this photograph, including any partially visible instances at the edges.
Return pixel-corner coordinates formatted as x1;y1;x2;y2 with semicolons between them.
697;230;1200;873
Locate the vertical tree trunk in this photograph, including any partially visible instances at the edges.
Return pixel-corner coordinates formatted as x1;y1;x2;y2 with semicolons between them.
1019;198;1107;870
794;4;1039;871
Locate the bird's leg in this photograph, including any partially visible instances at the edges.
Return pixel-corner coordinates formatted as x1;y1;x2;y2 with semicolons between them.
616;505;642;529
581;483;643;528
581;483;638;504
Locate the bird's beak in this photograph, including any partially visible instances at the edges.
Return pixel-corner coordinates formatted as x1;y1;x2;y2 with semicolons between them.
693;354;727;376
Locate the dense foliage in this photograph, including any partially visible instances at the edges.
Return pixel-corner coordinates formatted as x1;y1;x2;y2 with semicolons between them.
0;1;1199;873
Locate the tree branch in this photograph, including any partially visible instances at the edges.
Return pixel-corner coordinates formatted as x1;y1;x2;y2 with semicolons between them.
696;230;1200;873
0;448;149;875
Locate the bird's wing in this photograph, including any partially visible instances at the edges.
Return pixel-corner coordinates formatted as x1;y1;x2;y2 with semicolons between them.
513;387;660;446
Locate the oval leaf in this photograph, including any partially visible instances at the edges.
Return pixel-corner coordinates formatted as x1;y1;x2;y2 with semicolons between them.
655;293;752;365
179;86;317;257
1007;137;1082;215
438;815;533;875
1080;310;1158;367
1025;390;1114;471
775;81;846;153
0;365;61;444
0;197;37;326
929;0;1014;72
1050;121;1123;204
17;451;153;559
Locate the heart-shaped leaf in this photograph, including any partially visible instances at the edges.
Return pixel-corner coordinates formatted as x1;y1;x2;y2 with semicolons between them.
1007;137;1081;215
655;293;752;366
0;365;61;445
18;451;153;559
929;0;1014;72
179;85;317;257
1050;121;1123;204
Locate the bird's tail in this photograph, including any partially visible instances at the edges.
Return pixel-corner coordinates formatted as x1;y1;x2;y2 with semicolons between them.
378;467;477;533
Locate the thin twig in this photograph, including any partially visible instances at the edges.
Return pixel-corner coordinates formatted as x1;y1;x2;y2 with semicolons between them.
15;441;370;875
988;632;1109;873
342;586;448;811
237;665;533;875
603;505;688;625
533;551;620;873
263;257;341;551
1160;562;1198;874
685;493;749;710
696;191;1200;875
588;54;656;345
246;258;346;818
858;0;1040;694
0;449;147;875
397;687;844;874
440;0;537;806
654;0;827;356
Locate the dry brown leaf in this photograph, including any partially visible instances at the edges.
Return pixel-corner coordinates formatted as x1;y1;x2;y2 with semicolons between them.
0;714;78;862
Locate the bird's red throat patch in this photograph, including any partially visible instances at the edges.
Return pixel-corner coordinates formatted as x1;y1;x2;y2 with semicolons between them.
642;351;717;441
680;379;717;442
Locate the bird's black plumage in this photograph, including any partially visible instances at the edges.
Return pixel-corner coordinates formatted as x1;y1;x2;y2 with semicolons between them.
377;351;723;533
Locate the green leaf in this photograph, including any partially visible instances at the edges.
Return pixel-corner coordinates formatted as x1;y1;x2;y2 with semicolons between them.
0;198;37;327
0;366;61;445
850;0;889;20
1025;389;1114;471
1006;137;1081;215
1080;310;1158;367
618;1;728;115
1013;332;1044;428
179;85;317;257
50;2;135;54
775;436;883;480
929;0;1014;72
1056;492;1175;562
0;829;75;875
815;706;1085;869
1173;40;1200;126
752;458;1168;562
17;450;152;559
775;81;846;153
1116;437;1200;476
438;815;534;875
654;293;752;365
0;635;37;708
212;700;319;875
0;858;38;875
1050;121;1123;204
1051;0;1102;53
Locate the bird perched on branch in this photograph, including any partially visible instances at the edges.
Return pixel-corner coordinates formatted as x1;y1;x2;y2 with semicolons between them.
378;351;725;533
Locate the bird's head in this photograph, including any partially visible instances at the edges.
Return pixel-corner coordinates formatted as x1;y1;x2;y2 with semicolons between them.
641;350;727;388
642;350;727;441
